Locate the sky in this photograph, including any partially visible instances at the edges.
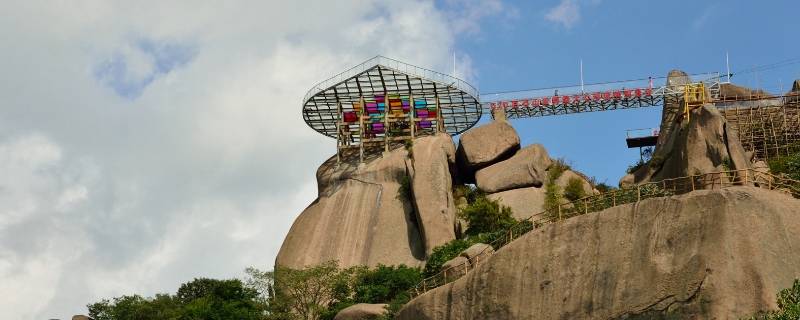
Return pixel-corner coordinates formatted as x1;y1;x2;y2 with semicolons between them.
1;1;799;319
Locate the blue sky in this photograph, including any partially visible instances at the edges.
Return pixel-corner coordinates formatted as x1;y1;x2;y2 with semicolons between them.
453;0;800;185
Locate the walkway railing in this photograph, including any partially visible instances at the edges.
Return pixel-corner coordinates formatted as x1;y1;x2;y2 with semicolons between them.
410;169;800;298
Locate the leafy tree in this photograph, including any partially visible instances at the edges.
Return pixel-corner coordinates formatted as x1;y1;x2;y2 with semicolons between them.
746;279;800;319
457;195;515;236
423;239;472;277
269;261;359;320
87;278;261;320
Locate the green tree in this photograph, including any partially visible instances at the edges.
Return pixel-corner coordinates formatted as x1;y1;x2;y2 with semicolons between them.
458;195;515;236
746;279;800;319
87;278;263;320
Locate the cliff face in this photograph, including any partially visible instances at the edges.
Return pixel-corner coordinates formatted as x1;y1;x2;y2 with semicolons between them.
276;147;426;268
396;187;800;319
276;133;461;268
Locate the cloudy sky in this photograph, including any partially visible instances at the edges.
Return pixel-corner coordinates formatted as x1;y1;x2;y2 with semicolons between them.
2;1;799;319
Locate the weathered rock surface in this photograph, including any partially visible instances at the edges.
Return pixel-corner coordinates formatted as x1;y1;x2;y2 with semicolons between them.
487;168;595;219
475;144;551;193
411;133;458;255
276;148;426;268
459;243;494;265
487;187;546;220
555;169;595;196
72;316;91;320
334;303;387;320
626;73;754;186
456;120;520;181
397;187;800;319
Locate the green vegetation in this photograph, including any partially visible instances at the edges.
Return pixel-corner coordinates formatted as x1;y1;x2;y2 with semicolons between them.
397;173;412;201
563;177;587;202
88;278;263;320
543;159;570;215
627;158;647;174
423;186;519;278
745;279;800;320
768;152;800;181
87;262;422;320
458;195;515;236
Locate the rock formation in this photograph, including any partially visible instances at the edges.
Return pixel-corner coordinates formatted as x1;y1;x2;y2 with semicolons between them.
456;120;520;182
409;134;459;255
621;70;755;187
474;144;551;193
276;148;426;268
333;303;388;320
397;187;800;319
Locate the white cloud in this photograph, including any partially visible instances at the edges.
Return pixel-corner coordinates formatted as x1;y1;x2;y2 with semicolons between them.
0;1;502;319
545;0;581;29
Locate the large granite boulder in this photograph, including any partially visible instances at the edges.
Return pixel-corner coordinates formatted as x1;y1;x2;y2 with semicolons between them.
459;243;494;265
276;148;426;268
487;187;546;220
410;133;458;256
456;120;520;182
334;303;388;320
441;256;470;282
555;169;595;196
397;187;800;319
475;144;551;193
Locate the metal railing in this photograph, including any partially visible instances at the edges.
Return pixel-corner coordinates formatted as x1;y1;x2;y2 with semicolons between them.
409;169;800;298
302;56;479;104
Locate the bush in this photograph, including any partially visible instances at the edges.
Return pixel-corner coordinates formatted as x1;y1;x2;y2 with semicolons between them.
397;173;412;201
563;177;587;202
769;152;800;181
423;239;472;277
745;279;800;319
458;195;515;236
627;158;647;174
88;278;263;320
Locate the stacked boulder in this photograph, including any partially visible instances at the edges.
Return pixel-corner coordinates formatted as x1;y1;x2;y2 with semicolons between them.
440;243;495;282
457;120;594;220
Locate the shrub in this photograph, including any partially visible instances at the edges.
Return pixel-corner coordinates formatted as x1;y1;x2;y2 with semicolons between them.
397;173;412;201
595;182;615;193
458;194;515;236
627;158;647;174
745;279;800;319
769;152;800;181
423;239;472;277
563;177;587;202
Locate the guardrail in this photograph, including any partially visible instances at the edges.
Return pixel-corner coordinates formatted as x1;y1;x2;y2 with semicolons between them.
409;169;800;297
302;56;479;104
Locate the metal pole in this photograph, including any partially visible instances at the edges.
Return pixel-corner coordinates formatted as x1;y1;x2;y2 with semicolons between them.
580;59;585;94
384;92;389;153
359;96;364;163
726;51;731;83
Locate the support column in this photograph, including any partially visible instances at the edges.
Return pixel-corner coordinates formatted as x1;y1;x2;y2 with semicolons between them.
410;94;415;140
336;101;342;164
384;92;389;153
435;95;442;133
359;96;364;163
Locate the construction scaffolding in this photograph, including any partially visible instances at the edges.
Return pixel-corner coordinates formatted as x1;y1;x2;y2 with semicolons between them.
302;56;481;162
720;100;800;162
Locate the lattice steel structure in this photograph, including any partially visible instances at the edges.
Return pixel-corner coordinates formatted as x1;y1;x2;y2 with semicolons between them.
302;56;481;162
482;73;723;120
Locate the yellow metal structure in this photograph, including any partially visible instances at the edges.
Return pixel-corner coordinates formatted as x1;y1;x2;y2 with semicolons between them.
683;82;707;122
